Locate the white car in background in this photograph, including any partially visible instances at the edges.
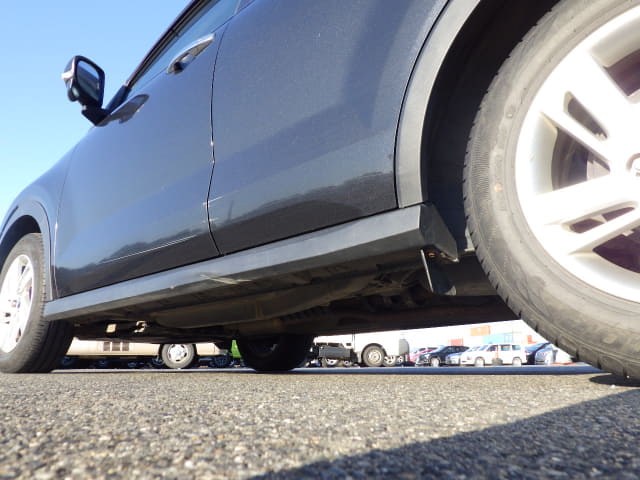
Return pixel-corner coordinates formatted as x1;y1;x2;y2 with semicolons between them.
460;344;526;367
62;339;230;369
535;344;574;365
446;345;481;366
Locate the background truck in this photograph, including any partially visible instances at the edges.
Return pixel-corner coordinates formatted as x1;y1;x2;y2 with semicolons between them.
313;332;410;367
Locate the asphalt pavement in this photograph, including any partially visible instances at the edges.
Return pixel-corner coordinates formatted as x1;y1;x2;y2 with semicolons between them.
0;365;638;479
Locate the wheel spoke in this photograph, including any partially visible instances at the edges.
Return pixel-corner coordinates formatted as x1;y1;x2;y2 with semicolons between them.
564;49;633;138
531;175;632;226
16;263;33;296
0;255;34;353
562;208;640;255
536;48;638;169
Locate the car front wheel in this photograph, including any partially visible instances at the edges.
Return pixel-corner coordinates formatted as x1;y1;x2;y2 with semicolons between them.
465;0;640;378
0;234;72;373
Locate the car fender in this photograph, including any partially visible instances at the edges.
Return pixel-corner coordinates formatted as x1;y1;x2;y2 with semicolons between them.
395;0;481;207
0;151;73;300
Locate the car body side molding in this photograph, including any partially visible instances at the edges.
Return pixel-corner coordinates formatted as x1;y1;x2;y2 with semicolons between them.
44;204;457;322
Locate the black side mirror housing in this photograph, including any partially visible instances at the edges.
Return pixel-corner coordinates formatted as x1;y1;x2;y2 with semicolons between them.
62;56;108;125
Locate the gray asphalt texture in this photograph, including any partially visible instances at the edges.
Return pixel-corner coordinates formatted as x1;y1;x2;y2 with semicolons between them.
1;365;639;480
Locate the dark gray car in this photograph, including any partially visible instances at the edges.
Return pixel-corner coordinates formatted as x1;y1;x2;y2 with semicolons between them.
1;0;638;375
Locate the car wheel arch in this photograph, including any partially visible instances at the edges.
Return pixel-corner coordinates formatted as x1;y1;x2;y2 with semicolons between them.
397;0;560;248
0;204;54;301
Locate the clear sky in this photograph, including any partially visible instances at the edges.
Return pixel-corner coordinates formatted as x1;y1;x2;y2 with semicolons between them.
0;2;189;222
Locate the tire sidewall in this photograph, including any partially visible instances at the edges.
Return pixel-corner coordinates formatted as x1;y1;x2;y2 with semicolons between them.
466;0;640;374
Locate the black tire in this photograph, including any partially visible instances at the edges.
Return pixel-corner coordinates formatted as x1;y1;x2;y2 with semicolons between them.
474;357;485;368
361;345;385;368
464;0;640;378
208;354;232;369
0;234;73;373
236;334;313;372
430;357;441;368
161;343;198;369
512;357;522;367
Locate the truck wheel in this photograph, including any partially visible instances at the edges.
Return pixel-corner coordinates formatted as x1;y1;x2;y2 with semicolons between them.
0;234;73;373
362;345;385;367
237;334;313;372
382;355;397;367
161;343;197;369
464;0;640;378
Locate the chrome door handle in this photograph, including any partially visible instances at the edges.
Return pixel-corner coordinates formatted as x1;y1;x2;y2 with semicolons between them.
167;33;216;74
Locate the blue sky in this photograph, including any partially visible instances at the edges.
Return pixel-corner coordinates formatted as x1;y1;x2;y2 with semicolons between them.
0;2;189;221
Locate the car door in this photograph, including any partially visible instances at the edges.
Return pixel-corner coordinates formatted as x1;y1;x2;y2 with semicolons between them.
54;0;239;297
207;0;447;253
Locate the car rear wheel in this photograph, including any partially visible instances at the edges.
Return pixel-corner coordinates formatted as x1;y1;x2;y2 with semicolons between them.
464;0;640;378
236;334;313;372
0;234;73;373
161;343;197;369
474;357;485;368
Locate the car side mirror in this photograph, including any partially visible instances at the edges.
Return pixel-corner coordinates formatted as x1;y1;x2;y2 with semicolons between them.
62;56;108;125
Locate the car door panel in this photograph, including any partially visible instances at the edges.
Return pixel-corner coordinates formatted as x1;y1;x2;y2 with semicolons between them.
208;0;446;254
54;32;224;298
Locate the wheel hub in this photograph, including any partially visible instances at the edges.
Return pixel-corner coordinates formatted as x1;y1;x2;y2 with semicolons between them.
168;344;188;362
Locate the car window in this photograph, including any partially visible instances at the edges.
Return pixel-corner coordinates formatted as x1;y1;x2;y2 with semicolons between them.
125;0;238;100
513;345;522;351
488;345;498;352
500;345;511;351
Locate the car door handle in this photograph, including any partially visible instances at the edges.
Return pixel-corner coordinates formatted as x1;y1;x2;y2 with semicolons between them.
167;33;216;74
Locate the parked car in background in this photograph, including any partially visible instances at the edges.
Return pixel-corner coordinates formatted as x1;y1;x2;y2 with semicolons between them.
460;344;526;367
445;345;480;366
415;345;468;367
409;347;437;365
535;344;574;365
62;339;231;369
1;0;638;376
525;342;551;365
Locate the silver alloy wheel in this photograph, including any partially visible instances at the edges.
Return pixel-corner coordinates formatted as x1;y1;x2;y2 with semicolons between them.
0;255;34;353
516;6;640;302
166;344;190;363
